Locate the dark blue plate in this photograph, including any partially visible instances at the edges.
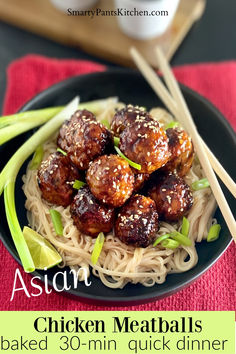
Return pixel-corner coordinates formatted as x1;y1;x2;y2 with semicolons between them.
0;69;235;306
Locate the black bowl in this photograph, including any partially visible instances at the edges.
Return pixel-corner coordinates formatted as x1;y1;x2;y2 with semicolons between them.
0;69;235;306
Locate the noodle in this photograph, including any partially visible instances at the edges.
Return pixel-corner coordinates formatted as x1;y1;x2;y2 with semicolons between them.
22;102;217;289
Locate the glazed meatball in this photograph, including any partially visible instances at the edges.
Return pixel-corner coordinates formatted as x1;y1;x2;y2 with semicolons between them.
111;104;153;136
162;127;194;177
119;120;170;174
148;172;193;222
57;109;112;170
115;195;159;248
133;172;150;192
86;155;134;207
37;151;80;207
70;186;114;237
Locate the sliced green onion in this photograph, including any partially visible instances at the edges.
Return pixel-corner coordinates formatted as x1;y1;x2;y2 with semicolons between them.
207;224;221;242
57;148;67;156
73;180;86;190
50;209;64;236
191;178;210;191
170;231;192;247
153;234;170;247
165;121;180;130
101;119;110;129
161;239;179;249
91;232;105;265
114;146;141;171
29;145;44;170
181;217;190;237
114;136;120;147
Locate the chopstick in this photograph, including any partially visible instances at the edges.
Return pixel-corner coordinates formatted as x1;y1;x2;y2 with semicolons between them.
130;47;236;241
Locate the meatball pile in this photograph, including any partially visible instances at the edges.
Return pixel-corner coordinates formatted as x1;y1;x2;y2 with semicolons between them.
37;105;194;248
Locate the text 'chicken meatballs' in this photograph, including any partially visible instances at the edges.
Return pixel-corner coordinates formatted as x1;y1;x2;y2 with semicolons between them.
119;120;170;174
111;104;153;136
86;155;134;207
115;195;159;248
70;186;115;237
57;109;112;170
163;127;194;177
148;172;193;222
37;151;80;207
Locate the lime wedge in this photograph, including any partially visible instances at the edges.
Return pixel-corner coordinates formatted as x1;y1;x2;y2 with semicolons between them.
23;226;62;270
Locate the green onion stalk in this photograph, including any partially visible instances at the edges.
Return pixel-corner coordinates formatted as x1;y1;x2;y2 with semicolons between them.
0;97;79;272
0;97;118;146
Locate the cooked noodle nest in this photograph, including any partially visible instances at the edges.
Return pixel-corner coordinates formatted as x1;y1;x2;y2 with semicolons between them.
22;101;217;289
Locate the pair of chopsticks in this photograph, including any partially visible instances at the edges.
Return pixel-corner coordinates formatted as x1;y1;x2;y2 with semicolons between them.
130;47;236;241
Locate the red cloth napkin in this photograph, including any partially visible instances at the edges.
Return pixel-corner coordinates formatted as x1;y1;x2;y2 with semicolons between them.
1;55;235;311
